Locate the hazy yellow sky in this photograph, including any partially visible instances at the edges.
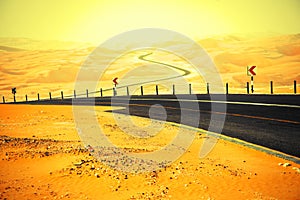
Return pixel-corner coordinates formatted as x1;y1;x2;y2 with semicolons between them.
0;0;299;44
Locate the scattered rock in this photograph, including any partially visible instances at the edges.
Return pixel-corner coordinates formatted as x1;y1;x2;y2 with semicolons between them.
73;161;83;167
283;163;291;167
86;145;95;152
292;167;300;173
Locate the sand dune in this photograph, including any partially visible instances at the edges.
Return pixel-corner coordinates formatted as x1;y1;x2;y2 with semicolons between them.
0;34;299;102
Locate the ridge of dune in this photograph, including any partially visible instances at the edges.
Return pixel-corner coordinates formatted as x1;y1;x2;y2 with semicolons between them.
0;33;299;102
0;37;93;51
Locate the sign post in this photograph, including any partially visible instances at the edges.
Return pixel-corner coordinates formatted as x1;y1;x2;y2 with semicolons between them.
247;66;256;94
113;77;118;96
12;87;16;102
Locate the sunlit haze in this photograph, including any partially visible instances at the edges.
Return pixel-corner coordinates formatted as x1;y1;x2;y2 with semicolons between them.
0;0;299;101
1;0;300;43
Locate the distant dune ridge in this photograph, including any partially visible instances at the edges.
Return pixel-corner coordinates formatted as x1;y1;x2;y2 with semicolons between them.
0;34;299;102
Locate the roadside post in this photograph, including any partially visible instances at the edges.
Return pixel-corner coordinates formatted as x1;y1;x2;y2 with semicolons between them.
226;83;229;94
172;84;175;95
12;87;16;102
207;83;210;94
270;81;273;94
126;87;129;96
246;82;249;94
247;66;257;94
113;77;118;96
140;86;144;96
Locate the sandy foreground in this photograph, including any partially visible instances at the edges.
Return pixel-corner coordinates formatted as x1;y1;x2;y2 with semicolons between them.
0;104;299;200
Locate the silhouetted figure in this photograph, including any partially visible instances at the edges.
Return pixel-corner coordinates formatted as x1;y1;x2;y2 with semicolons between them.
12;88;16;102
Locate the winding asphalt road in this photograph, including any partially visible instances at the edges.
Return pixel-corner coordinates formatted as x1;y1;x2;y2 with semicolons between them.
7;53;300;159
78;52;190;98
25;94;300;158
105;94;300;158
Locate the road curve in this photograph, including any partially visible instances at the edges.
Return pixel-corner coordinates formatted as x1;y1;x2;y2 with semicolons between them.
75;52;193;99
6;53;300;160
30;94;300;158
14;94;300;160
96;94;300;158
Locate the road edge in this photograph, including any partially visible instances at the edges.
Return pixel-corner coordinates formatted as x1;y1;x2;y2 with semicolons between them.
166;121;300;165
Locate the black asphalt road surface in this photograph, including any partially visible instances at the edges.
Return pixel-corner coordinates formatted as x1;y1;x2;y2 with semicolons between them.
12;94;300;157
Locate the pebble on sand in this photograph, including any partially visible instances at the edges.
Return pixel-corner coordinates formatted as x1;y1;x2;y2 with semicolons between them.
283;163;291;167
292;167;300;173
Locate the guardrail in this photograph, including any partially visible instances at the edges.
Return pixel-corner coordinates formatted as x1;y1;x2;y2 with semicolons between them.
1;80;299;103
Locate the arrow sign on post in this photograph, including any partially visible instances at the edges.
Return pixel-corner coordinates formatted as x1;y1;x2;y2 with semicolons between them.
247;66;257;94
113;77;118;87
113;77;118;96
247;66;256;76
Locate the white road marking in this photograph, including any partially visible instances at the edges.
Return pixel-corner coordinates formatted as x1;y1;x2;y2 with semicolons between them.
123;98;300;109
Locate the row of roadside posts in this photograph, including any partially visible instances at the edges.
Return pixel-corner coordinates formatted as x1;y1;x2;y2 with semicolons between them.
3;80;298;104
2;67;299;103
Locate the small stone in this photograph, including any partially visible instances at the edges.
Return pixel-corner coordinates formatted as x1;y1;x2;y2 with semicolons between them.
278;163;283;166
73;162;82;167
95;173;100;178
292;167;300;173
283;163;291;167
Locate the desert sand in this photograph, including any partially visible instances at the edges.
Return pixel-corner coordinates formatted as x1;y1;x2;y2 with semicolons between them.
0;104;299;200
1;34;300;102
